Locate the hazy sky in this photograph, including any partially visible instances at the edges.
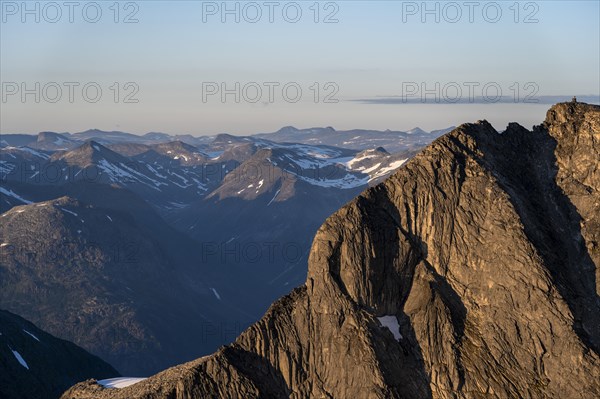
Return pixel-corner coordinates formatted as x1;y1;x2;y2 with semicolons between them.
1;0;599;135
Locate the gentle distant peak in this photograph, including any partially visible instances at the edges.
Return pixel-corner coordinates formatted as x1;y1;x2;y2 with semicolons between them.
143;132;171;140
213;133;246;144
79;128;107;135
276;126;299;134
356;147;389;157
52;140;125;165
406;127;428;135
37;131;61;139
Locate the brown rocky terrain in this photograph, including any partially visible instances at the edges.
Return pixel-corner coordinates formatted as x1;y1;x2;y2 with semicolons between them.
61;102;600;399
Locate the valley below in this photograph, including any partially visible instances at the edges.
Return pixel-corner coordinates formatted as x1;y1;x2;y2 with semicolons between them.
2;102;598;398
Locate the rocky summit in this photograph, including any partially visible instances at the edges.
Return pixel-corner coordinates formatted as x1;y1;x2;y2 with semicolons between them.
62;102;600;399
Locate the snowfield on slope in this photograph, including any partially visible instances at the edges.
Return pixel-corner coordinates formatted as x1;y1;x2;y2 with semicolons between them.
97;377;147;389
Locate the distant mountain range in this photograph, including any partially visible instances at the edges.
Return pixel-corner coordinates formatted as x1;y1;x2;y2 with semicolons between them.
1;125;454;153
0;125;445;377
62;102;600;399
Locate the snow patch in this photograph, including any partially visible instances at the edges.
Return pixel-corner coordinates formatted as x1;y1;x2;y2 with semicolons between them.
210;288;221;300
96;160;164;191
362;162;382;174
297;173;368;189
377;315;402;341
18;147;50;159
0;161;16;174
346;154;377;168
0;187;33;204
174;154;189;162
60;208;78;217
97;377;147;389
145;163;167;179
267;189;281;206
206;151;224;160
369;159;408;182
23;330;40;342
10;348;29;370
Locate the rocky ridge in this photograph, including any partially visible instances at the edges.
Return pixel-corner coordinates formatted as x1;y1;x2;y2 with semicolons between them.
62;102;600;398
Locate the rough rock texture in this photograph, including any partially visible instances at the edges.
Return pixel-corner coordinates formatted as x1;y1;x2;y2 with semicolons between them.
62;102;600;399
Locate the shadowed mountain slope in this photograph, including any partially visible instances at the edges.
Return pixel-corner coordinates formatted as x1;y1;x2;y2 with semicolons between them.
61;102;600;398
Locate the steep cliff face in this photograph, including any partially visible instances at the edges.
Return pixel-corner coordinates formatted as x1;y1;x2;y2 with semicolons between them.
62;102;600;399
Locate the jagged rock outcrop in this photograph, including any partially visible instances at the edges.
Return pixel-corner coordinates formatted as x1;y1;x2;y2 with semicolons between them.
62;102;600;399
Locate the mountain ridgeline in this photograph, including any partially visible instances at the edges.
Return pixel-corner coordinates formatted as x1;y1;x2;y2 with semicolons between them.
1;125;429;378
0;309;118;399
62;102;600;399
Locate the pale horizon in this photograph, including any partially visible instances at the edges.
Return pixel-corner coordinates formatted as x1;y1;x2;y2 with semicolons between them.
2;1;598;135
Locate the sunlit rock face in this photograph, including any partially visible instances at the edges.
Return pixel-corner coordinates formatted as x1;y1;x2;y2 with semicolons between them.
62;102;600;399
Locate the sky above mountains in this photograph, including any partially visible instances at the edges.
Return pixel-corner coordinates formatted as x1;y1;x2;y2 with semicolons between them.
1;1;599;135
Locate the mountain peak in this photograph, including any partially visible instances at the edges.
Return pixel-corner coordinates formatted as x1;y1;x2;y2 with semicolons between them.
52;140;125;166
276;126;299;134
63;103;600;399
81;140;108;153
545;101;599;127
80;129;107;135
213;133;246;144
36;131;61;140
406;127;428;135
142;132;171;140
355;147;390;158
